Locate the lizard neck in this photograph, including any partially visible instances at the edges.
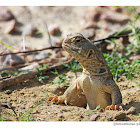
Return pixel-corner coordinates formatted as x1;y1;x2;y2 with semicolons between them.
79;59;112;77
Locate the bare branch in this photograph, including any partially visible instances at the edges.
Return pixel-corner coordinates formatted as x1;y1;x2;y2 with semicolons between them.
0;46;62;56
92;29;132;43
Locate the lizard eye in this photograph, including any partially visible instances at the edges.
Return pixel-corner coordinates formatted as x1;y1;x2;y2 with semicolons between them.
75;39;81;43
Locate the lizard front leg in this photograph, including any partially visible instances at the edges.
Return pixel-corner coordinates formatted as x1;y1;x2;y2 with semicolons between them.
48;77;87;108
103;79;122;110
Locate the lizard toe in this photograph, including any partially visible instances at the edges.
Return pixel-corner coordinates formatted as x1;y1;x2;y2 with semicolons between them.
47;96;58;102
105;105;119;110
58;98;65;104
47;96;64;104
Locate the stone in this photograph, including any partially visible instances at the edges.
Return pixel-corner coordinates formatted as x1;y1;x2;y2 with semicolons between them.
90;114;100;121
113;111;126;120
126;107;136;115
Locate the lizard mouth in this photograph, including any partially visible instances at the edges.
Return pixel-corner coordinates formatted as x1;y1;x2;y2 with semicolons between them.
62;43;80;54
63;41;88;59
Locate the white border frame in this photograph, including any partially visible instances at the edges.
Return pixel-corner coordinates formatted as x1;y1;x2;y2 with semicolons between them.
0;0;140;6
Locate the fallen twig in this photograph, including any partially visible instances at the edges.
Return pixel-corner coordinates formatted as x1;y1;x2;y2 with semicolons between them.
0;67;16;72
92;29;132;43
0;46;61;56
0;102;17;116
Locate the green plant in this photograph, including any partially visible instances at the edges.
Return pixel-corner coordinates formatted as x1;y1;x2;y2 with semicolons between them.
51;68;59;75
0;41;16;50
62;60;82;72
125;7;140;55
92;105;100;113
39;64;49;69
51;69;70;87
7;110;35;121
104;8;140;81
0;72;9;77
5;92;49;121
43;91;49;98
0;97;3;99
13;70;31;76
0;42;16;79
104;48;140;80
36;67;49;83
0;116;3;121
20;94;49;121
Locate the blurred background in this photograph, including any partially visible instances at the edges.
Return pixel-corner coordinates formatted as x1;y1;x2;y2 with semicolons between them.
0;6;140;77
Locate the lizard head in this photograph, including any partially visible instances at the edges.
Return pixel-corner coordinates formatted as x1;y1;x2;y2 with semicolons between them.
62;33;96;62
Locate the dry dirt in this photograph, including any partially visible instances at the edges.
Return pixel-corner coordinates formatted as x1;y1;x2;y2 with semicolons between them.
0;68;140;121
0;7;140;121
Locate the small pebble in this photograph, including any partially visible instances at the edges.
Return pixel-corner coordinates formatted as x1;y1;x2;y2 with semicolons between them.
4;90;12;94
90;114;100;121
23;24;38;36
107;117;113;121
0;19;16;34
32;110;40;114
101;14;130;23
4;19;16;34
0;7;15;21
109;7;123;13
59;115;65;119
82;21;98;30
58;115;65;121
126;107;136;115
48;24;61;36
99;108;104;112
130;55;140;61
80;28;95;39
85;10;102;22
113;111;126;120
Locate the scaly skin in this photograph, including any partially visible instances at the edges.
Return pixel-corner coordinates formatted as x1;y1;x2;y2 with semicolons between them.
48;33;122;110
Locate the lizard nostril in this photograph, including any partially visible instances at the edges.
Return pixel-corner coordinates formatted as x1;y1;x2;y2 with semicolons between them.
63;39;69;44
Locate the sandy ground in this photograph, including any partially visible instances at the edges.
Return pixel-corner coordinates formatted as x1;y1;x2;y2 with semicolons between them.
0;68;140;121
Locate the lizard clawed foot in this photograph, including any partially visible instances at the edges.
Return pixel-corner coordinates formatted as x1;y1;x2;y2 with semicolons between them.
47;96;65;104
105;105;119;110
